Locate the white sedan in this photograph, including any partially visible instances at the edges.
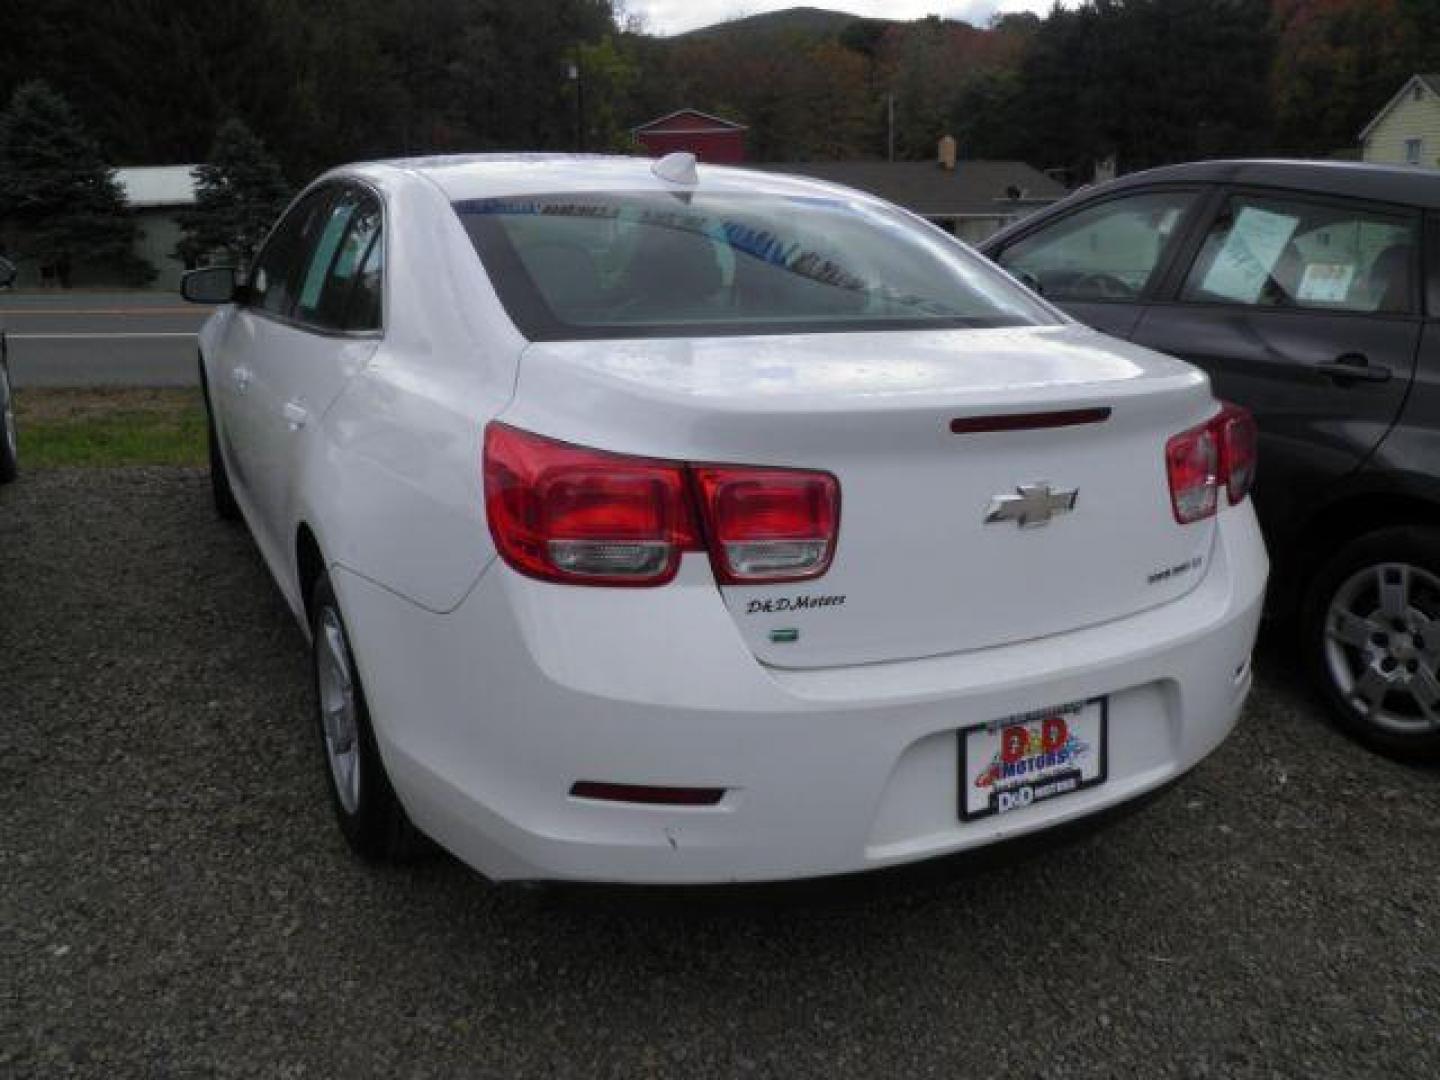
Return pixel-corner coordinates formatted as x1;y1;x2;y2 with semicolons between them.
183;153;1268;884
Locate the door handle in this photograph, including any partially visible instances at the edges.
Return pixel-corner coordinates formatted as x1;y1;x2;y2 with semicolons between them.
231;365;253;392
1314;354;1392;385
282;400;309;431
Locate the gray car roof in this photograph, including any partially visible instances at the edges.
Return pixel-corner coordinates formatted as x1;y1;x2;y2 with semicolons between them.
1096;159;1440;211
749;160;1067;217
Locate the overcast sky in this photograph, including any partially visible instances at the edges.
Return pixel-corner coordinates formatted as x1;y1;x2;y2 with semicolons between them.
627;1;1069;36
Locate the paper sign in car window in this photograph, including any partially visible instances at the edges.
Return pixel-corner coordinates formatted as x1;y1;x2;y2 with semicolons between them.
1200;207;1299;303
1297;262;1356;304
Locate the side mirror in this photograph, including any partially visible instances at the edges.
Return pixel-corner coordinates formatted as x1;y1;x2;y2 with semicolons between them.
181;266;238;304
0;256;16;289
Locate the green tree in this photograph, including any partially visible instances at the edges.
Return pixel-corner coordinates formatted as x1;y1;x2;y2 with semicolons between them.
573;35;641;151
176;118;290;269
1271;0;1416;156
0;79;152;285
1010;0;1272;181
0;0;623;182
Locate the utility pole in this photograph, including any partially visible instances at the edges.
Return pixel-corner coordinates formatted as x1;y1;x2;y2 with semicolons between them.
568;57;585;151
887;93;895;162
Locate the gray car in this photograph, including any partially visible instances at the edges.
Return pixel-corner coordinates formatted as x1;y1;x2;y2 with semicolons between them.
980;160;1440;760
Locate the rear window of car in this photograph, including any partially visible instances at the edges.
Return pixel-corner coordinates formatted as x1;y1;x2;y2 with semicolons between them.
453;191;1058;340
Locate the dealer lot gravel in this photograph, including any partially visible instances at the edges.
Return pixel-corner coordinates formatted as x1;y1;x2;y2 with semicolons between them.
1;466;1436;1077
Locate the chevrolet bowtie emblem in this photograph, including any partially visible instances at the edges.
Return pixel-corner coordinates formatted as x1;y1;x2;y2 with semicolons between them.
984;482;1078;528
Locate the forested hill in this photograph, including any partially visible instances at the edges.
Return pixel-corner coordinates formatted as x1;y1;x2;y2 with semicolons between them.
1;0;1437;188
676;6;890;40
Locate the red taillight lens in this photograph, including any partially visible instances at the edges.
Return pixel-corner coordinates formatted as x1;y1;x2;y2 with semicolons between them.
483;424;842;587
1165;401;1257;524
483;424;699;585
1215;402;1257;505
692;467;840;584
1166;423;1219;524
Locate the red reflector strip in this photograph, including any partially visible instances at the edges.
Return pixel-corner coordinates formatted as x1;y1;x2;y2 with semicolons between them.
950;408;1111;435
569;781;726;806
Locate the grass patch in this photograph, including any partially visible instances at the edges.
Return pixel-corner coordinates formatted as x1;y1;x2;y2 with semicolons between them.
15;388;207;468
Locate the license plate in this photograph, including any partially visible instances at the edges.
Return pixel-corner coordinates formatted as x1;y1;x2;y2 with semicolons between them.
958;698;1108;821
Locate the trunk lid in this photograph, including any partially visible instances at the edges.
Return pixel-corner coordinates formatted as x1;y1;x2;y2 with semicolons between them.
504;325;1219;669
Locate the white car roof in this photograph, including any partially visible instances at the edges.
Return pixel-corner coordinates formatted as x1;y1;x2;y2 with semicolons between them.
345;153;879;206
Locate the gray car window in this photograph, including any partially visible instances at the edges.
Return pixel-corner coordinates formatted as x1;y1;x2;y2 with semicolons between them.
1181;195;1418;315
999;190;1197;303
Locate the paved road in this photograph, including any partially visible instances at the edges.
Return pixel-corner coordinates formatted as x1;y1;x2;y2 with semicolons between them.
2;467;1438;1078
1;291;209;387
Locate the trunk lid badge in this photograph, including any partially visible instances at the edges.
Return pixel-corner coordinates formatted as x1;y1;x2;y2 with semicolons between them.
985;483;1078;528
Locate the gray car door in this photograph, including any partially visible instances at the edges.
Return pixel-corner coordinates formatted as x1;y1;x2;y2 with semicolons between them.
1129;187;1425;549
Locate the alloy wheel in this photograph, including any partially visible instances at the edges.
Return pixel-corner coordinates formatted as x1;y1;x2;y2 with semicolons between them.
1324;561;1440;736
317;606;362;813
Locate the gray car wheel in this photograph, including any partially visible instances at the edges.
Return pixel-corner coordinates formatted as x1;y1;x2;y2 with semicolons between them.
1303;526;1440;760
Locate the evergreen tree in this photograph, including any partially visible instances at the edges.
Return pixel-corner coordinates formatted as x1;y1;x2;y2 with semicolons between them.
0;80;152;286
176;119;290;270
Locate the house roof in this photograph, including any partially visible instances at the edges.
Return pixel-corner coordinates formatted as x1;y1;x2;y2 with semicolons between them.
632;109;747;134
114;165;199;208
749;160;1067;217
1359;74;1440;142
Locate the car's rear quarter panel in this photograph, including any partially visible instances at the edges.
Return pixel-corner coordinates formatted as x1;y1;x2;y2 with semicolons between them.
304;167;527;614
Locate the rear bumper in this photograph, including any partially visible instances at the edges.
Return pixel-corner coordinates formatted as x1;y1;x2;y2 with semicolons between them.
336;504;1267;884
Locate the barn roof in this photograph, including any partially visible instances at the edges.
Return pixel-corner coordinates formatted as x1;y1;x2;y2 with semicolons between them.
632;109;748;134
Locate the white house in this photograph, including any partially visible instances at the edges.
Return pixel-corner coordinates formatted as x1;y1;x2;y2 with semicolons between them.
114;165;199;290
1360;74;1440;169
3;164;197;289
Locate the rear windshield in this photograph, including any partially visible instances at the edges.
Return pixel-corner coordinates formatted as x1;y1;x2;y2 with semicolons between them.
454;190;1058;340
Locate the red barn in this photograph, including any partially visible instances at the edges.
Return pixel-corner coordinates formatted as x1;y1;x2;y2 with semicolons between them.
632;110;747;164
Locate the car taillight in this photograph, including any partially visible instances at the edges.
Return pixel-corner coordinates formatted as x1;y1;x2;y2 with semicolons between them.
1215;402;1257;505
1165;401;1257;524
691;467;840;584
483;424;700;586
484;424;841;587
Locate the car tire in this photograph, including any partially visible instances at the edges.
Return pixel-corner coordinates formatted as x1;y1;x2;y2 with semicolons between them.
206;409;241;521
310;571;426;861
198;360;240;521
0;358;18;485
1301;526;1440;760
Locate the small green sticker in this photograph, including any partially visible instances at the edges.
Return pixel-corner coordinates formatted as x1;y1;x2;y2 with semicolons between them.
770;628;800;644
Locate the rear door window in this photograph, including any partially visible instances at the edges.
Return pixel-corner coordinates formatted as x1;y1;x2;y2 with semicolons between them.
1180;193;1419;315
345;228;384;332
291;189;383;332
997;190;1198;303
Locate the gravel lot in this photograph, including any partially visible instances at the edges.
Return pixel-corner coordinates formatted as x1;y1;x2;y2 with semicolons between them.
3;467;1437;1078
